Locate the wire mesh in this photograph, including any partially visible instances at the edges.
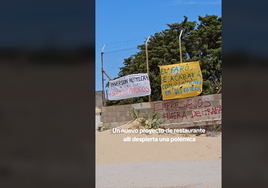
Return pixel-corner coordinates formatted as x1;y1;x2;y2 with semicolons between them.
102;38;146;99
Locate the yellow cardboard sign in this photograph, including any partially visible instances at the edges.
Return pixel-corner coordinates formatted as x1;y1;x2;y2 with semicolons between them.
159;61;203;100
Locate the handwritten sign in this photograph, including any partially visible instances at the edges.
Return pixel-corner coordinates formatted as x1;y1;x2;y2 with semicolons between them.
159;61;203;100
108;73;151;101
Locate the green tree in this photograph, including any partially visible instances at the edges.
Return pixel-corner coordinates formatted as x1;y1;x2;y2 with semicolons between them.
106;15;221;106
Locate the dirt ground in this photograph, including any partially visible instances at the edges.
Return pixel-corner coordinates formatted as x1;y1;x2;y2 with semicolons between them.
96;128;221;188
96;129;221;164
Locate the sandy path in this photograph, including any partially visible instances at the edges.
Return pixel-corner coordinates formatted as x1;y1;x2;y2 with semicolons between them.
96;130;221;188
96;130;221;164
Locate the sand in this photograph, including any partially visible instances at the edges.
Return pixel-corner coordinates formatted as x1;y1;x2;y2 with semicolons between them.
96;127;221;188
96;129;221;165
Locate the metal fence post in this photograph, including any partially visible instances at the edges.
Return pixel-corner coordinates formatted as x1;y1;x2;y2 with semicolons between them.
179;30;183;64
145;36;151;102
101;44;106;107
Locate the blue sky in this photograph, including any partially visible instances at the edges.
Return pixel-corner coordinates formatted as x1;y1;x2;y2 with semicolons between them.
96;0;221;91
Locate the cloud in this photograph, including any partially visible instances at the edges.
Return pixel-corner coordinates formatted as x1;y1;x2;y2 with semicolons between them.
168;0;221;6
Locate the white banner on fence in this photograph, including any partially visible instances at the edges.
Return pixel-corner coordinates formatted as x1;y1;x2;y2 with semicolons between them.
108;73;151;101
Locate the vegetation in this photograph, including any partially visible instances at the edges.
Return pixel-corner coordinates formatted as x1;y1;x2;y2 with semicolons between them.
97;125;110;132
206;124;222;137
106;14;221;106
130;107;163;129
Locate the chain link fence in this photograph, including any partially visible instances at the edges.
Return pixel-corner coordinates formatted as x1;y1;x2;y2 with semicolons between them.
102;38;146;99
101;33;222;103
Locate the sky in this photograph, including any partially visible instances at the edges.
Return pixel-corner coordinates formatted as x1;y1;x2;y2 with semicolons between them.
96;0;221;91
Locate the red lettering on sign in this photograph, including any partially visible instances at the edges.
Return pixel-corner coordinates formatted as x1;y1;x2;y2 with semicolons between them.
204;97;212;107
153;102;163;112
191;110;202;118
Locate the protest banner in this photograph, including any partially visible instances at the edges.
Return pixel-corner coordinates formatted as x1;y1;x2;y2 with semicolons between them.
159;61;203;100
108;73;151;101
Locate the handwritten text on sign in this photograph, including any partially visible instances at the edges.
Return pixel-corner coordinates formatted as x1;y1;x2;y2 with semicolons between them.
153;97;221;120
159;62;203;100
108;73;151;101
